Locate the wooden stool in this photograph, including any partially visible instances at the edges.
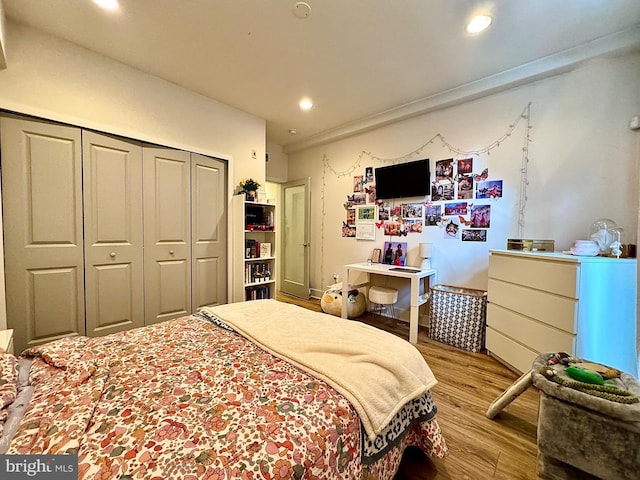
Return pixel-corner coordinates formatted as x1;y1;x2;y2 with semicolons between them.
369;286;398;322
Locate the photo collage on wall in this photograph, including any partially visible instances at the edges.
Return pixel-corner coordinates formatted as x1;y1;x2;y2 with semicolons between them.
340;158;504;243
430;158;503;242
342;165;429;239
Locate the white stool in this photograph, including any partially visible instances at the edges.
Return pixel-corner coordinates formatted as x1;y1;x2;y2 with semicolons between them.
368;286;398;322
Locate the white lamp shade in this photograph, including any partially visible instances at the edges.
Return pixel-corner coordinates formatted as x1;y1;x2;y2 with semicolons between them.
420;243;433;258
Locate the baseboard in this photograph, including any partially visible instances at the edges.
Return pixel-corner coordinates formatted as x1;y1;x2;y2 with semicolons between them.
310;288;323;299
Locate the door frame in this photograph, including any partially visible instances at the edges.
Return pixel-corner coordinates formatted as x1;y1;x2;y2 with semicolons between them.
279;177;311;298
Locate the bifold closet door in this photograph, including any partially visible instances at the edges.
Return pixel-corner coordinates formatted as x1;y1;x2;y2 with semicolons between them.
143;147;192;325
1;115;85;354
191;154;227;310
83;131;144;336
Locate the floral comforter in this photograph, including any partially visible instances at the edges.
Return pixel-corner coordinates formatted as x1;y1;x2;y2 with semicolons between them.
6;314;447;479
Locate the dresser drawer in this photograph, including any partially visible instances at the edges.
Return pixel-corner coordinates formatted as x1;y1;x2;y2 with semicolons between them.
487;303;576;354
489;253;579;298
487;278;578;333
486;327;538;374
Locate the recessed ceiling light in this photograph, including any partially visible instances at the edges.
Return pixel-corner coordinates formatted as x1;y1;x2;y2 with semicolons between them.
299;99;313;110
289;129;297;135
93;0;119;10
465;14;492;33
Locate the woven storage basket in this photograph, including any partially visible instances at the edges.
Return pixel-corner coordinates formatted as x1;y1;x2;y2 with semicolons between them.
429;284;487;352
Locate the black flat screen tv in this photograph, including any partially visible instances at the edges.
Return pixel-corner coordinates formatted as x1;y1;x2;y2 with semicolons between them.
374;159;430;199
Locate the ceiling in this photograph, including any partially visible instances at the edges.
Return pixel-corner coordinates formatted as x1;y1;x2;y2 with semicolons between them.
4;0;640;151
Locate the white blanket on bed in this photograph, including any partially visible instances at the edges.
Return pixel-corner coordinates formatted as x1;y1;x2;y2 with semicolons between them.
201;299;437;440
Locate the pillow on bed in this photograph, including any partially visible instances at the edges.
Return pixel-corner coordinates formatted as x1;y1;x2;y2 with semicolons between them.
0;353;18;433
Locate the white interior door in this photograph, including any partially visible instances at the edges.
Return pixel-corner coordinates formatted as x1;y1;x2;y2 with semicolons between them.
1;114;85;353
83;131;144;336
280;178;310;298
191;153;227;310
143;146;191;325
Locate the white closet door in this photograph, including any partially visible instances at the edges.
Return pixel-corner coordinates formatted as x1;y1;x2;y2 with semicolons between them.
143;146;192;325
1;114;85;353
191;153;227;310
83;131;144;336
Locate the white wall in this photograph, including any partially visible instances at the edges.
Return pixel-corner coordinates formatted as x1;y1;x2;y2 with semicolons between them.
0;0;6;69
266;142;289;183
0;22;266;186
288;53;640;324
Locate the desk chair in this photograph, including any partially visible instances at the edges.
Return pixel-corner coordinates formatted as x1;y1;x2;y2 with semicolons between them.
368;286;398;322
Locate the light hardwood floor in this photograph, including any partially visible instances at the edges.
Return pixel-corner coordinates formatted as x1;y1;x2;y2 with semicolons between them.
276;293;541;480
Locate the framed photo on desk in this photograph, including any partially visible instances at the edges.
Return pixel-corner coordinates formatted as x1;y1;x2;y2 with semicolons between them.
382;241;407;266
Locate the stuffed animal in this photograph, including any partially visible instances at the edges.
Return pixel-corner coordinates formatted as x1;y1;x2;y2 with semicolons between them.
321;288;366;318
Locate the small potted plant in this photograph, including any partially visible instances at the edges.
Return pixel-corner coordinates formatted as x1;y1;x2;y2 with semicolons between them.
239;178;260;201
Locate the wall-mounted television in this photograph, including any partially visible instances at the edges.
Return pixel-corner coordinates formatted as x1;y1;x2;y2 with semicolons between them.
374;159;430;199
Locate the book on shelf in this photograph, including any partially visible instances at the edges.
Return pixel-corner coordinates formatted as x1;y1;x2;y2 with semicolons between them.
245;285;270;301
259;243;271;258
245;262;271;284
245;239;260;259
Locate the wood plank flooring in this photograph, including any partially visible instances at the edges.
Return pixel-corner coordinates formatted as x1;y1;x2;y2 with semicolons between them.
276;293;541;480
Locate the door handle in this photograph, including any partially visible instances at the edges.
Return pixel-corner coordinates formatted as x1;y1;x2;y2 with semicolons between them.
299;243;310;247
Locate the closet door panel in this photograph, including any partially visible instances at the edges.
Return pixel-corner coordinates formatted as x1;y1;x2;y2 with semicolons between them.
191;154;227;310
28;135;78;244
1;115;85;353
144;147;191;325
83;131;144;336
194;258;221;309
157;260;190;315
93;263;135;327
29;267;81;339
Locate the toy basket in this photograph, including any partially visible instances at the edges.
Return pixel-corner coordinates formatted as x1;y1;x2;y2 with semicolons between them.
429;284;487;352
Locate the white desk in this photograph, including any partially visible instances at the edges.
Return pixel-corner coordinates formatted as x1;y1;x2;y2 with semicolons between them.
342;263;437;344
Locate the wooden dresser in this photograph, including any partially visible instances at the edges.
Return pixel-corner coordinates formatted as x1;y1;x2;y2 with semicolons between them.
487;250;637;376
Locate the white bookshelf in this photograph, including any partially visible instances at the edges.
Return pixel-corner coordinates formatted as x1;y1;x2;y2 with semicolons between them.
232;195;276;302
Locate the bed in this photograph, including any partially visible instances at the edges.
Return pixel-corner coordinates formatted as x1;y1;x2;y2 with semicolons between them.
0;299;447;479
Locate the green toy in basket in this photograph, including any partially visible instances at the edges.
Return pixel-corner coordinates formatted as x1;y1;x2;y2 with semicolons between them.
565;366;605;385
539;353;638;404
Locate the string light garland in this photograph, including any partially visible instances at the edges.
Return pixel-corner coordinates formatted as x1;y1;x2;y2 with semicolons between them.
319;103;533;288
518;103;532;238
